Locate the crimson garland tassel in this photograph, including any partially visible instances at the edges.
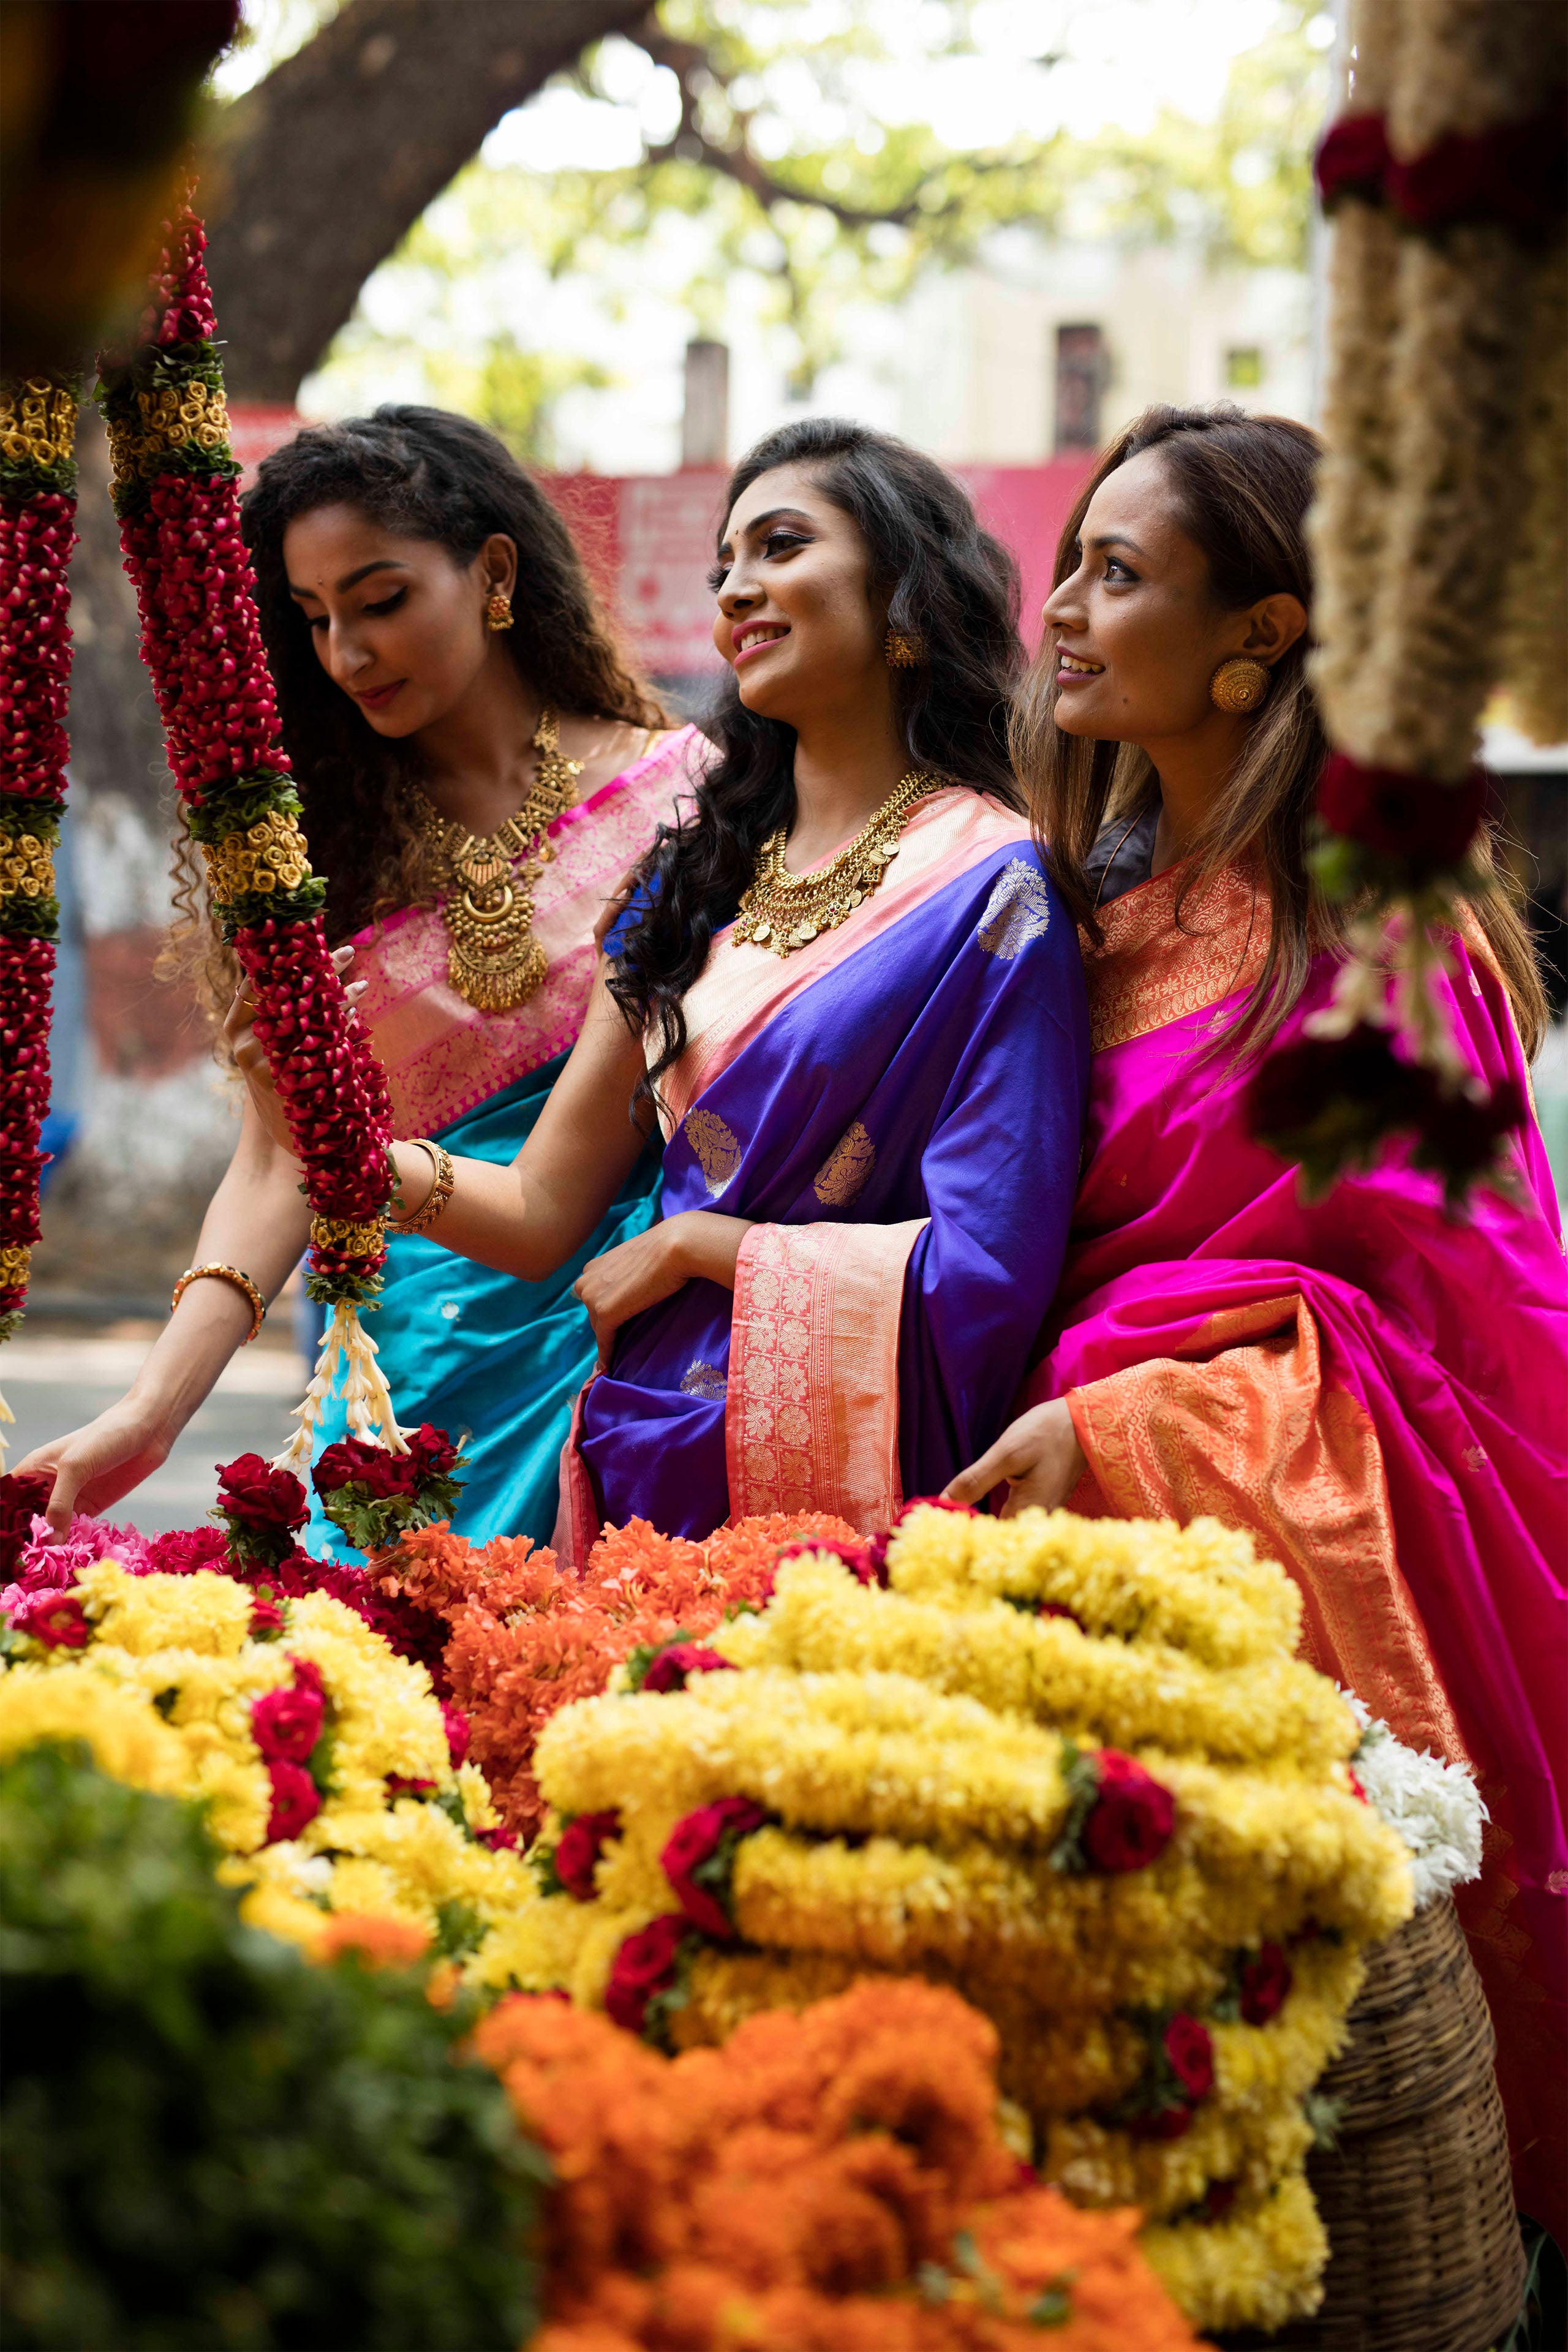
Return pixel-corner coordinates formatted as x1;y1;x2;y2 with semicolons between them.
97;205;405;1467
0;375;80;1463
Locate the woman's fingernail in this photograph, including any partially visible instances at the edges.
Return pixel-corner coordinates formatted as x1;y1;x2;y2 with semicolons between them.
347;981;367;998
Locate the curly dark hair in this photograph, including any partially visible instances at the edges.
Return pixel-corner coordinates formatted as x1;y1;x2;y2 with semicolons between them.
606;416;1024;1101
168;405;663;1021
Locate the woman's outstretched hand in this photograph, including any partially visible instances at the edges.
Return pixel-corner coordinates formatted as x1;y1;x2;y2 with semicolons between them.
941;1396;1087;1518
574;1210;752;1369
17;1403;175;1537
224;943;368;1158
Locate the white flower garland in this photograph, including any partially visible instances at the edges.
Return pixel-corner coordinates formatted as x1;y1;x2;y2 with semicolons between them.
1344;1691;1486;1911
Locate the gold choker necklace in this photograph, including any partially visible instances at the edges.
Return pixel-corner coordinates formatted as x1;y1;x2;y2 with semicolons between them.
417;707;582;1010
732;771;940;957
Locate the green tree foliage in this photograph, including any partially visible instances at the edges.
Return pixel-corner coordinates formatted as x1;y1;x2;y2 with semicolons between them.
0;1743;546;2351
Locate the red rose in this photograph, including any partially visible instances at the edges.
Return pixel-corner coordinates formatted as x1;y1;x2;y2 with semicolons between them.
249;1597;285;1638
1162;2013;1214;2103
1314;110;1390;209
0;1471;56;1578
264;1758;322;1843
251;1681;324;1763
772;1536;878;1587
149;1526;232;1577
478;1824;519;1852
217;1453;309;1532
1082;1751;1177;1874
9;1588;89;1648
1129;2103;1196;2142
1317;752;1488;867
660;1795;769;1940
1238;1941;1293;2027
1038;1599;1084;1629
605;1913;689;2036
554;1808;623;1902
385;1775;437;1798
405;1423;459;1480
287;1655;325;1699
442;1703;470;1769
641;1643;737;1695
313;1437;417;1501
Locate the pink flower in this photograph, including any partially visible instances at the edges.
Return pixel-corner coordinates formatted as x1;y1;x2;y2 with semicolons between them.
641;1642;736;1695
8;1587;89;1648
1162;2013;1214;2102
1239;1942;1293;2027
249;1597;285;1638
263;1758;321;1844
251;1681;323;1764
605;1913;688;2036
1082;1751;1177;1874
442;1702;470;1769
554;1809;622;1902
660;1796;768;1940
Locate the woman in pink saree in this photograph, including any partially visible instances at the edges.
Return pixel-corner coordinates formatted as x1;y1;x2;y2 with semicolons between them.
948;405;1567;2237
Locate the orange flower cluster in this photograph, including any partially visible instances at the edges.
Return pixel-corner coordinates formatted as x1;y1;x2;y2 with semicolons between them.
473;1977;1202;2352
382;1514;858;1842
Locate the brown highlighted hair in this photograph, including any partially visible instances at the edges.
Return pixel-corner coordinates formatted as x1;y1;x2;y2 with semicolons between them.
168;405;664;1023
1015;402;1547;1058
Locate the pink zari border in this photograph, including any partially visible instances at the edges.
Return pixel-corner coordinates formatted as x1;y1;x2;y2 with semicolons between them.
725;1216;926;1532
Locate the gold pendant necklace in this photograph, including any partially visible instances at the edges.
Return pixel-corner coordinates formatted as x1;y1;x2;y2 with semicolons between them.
417;707;582;1011
731;770;940;957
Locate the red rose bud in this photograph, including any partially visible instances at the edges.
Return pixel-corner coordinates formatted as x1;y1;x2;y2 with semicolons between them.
1129;2103;1196;2142
249;1597;285;1637
287;1655;326;1700
1314;110;1391;208
641;1642;737;1695
9;1587;89;1647
1162;2013;1215;2103
1039;1599;1085;1628
478;1824;519;1852
250;1679;323;1763
1082;1751;1177;1873
385;1775;437;1799
442;1702;470;1769
605;1912;689;2037
1238;1940;1294;2027
1317;752;1489;867
263;1758;321;1843
554;1808;623;1902
660;1795;769;1940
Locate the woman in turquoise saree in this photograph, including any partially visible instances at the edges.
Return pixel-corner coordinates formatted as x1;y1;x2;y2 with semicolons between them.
23;406;690;1546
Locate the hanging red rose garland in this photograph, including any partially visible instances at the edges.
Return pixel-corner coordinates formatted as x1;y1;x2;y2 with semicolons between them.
0;374;80;1461
95;203;405;1467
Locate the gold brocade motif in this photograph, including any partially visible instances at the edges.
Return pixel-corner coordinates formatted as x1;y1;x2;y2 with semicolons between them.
733;770;939;956
813;1121;876;1207
418;707;582;1011
0;379;77;472
683;1107;742;1197
977;859;1052;959
309;1215;385;1256
1085;862;1268;1053
106;380;231;488
0;832;55;902
0;1245;31;1286
203;808;312;903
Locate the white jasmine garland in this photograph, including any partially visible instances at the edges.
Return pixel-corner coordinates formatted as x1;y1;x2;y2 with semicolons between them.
1343;1691;1486;1910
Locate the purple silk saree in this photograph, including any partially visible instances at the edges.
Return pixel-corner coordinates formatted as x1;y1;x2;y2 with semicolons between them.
559;788;1090;1556
1026;858;1568;2230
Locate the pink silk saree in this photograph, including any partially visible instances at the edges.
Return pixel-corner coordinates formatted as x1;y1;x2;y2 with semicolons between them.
1026;858;1568;2232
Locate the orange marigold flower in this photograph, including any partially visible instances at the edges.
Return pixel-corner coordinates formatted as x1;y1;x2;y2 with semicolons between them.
316;1912;431;1970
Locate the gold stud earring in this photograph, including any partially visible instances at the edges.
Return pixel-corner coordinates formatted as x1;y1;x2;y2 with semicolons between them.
886;628;925;669
485;590;514;633
1210;655;1270;712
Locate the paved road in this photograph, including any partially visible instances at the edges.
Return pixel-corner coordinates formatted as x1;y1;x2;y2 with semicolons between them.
1;1333;308;1535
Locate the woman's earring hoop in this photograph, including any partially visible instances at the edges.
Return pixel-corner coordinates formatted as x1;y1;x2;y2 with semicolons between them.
1210;655;1270;713
886;627;925;669
485;590;514;633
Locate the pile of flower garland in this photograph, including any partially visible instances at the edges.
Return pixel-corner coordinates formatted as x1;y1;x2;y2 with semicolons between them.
380;1510;859;1841
95;202;402;1464
476;1975;1204;2351
0;1531;534;1978
0;371;78;1450
487;1505;1415;2335
1256;0;1567;1198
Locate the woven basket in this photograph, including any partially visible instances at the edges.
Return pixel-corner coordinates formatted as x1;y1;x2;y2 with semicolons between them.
1221;1895;1525;2352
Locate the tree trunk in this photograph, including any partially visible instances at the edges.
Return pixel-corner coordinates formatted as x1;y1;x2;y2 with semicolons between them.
205;0;654;401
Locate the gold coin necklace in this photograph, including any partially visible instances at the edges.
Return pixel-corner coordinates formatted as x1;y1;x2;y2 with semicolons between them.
417;707;582;1011
732;769;941;957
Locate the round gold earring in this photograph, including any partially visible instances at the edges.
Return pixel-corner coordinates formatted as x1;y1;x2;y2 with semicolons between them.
485;590;514;633
886;628;925;669
1210;655;1270;713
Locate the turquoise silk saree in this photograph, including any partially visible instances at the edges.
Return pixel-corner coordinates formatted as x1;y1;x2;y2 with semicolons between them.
306;729;698;1555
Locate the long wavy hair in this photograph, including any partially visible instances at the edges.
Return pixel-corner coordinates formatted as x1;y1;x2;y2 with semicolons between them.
608;417;1024;1099
1016;402;1547;1058
168;405;663;1020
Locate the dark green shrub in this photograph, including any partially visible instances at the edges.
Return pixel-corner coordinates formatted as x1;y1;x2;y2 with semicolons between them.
0;1742;546;2350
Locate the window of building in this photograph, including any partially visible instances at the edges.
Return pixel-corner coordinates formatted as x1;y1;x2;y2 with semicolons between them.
1226;347;1264;390
1054;323;1108;453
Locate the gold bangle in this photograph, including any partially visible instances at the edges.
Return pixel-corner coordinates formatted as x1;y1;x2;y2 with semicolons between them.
171;1262;267;1344
390;1139;455;1238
